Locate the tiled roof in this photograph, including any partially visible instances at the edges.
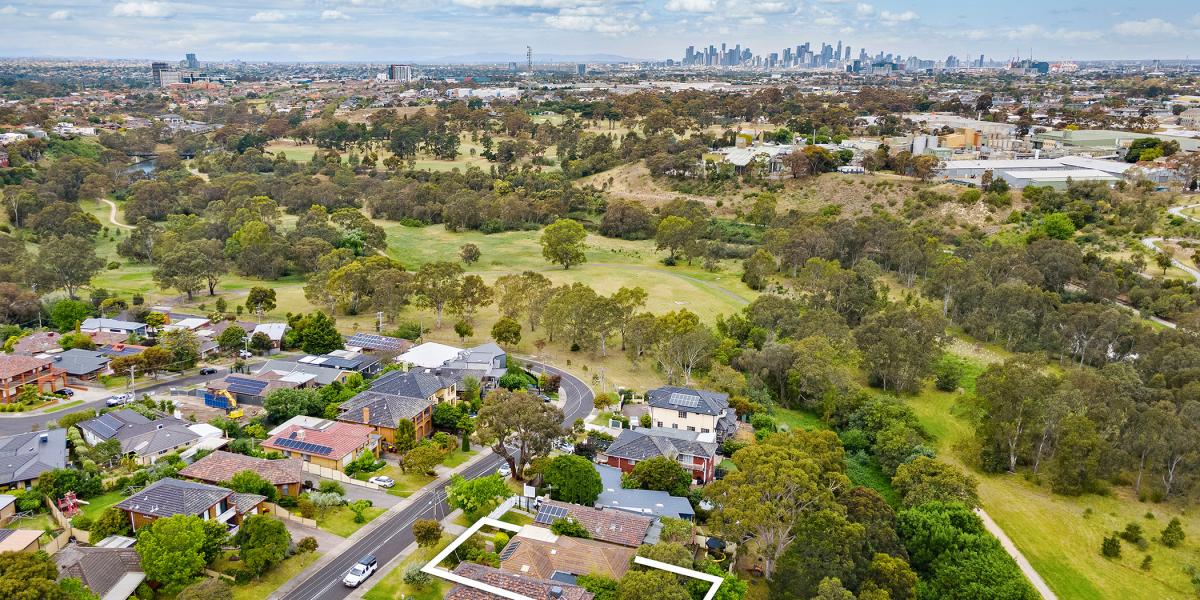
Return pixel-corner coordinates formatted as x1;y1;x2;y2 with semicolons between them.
0;429;68;485
179;450;303;486
446;563;593;600
261;421;374;460
369;370;452;398
0;354;52;380
55;545;144;599
52;349;110;376
605;429;718;463
501;532;635;581
338;390;430;429
534;500;653;547
646;386;729;417
11;332;62;355
116;478;232;519
81;411;200;456
231;492;266;514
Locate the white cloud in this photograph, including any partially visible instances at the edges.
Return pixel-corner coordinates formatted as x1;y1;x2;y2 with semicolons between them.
854;3;873;17
1112;18;1177;36
879;9;916;22
1191;13;1200;27
249;10;286;22
665;0;717;12
452;0;601;7
740;16;766;26
0;5;16;15
111;2;174;18
321;9;351;20
813;16;840;26
544;12;638;34
48;9;69;20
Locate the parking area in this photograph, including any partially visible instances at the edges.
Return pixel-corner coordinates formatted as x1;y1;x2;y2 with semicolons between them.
318;476;403;509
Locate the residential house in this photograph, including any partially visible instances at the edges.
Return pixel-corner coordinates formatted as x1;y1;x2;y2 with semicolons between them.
395;341;508;388
600;428;719;484
396;342;464;369
80;319;147;338
51;349;111;380
11;332;67;356
251;323;288;350
206;371;319;404
336;370;456;443
0;355;67;403
253;359;354;387
532;500;654;547
115;478;264;532
344;333;414;354
645;386;737;441
0;529;42;553
179;450;305;498
297;349;382;376
0;429;68;491
77;409;222;465
55;545;144;600
594;464;694;520
445;563;594;600
499;525;636;582
260;420;379;469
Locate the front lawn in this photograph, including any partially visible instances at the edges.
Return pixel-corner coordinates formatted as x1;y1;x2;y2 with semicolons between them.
772;407;826;432
362;534;453;600
316;505;386;538
441;448;477;468
43;399;85;413
213;550;322;600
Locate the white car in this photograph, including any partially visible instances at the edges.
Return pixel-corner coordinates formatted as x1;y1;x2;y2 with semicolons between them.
238;350;253;359
105;393;133;407
368;475;394;488
343;555;377;587
497;465;512;478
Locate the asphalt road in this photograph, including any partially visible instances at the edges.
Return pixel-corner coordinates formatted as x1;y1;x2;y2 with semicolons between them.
276;361;594;600
0;361;268;436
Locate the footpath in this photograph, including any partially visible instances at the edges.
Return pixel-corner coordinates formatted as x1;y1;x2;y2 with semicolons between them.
975;508;1058;600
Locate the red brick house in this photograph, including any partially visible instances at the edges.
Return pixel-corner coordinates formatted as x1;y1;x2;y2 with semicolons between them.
0;355;66;403
599;428;720;484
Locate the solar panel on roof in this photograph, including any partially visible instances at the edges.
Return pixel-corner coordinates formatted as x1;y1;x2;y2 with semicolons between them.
346;333;407;351
498;539;522;561
668;393;701;408
226;376;269;396
273;437;334;456
534;504;570;525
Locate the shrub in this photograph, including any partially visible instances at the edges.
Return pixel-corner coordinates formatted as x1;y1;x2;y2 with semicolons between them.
1120;522;1146;546
494;532;510;554
1101;534;1122;558
403;566;432;588
1162;517;1186;548
551;517;591;539
296;497;316;519
318;480;346;496
70;515;93;530
297;536;318;553
1141;555;1153;571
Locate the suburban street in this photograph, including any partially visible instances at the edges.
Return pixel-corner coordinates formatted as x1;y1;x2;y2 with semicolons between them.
274;361;594;600
0;359;272;436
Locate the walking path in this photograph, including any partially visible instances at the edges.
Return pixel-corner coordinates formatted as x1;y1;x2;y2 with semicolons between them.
99;198;133;230
975;508;1058;600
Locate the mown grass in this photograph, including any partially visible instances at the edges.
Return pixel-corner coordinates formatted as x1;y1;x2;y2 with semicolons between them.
315;505;386;538
213;550;321;600
362;534;452;600
78;490;125;521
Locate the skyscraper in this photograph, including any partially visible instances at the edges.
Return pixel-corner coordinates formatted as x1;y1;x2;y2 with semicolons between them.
387;64;413;82
151;61;169;86
185;53;198;69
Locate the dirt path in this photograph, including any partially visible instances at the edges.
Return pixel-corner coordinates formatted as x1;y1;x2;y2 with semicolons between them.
99;198;133;230
975;508;1059;600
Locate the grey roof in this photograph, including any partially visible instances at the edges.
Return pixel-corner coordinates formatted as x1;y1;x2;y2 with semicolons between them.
80;410;199;456
80;318;146;332
231;492;266;514
606;429;718;462
646;386;729;417
52;349;110;376
0;429;68;486
115;478;232;518
255;360;346;386
338;390;431;429
56;544;144;600
594;464;694;520
444;342;507;378
369;370;452;398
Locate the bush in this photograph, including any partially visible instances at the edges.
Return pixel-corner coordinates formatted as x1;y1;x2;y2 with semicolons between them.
318;480;346;495
70;515;93;530
296;497;316;519
1120;522;1146;546
1162;517;1186;548
933;354;967;392
403;566;432;588
550;517;592;539
298;536;318;553
1101;534;1122;558
178;578;233;600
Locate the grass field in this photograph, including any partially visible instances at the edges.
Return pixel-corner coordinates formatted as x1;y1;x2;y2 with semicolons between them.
362;534;452;600
315;505;386;538
78;490;125;521
214;550;322;600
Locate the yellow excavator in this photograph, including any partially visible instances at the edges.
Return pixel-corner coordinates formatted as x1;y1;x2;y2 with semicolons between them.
208;389;244;419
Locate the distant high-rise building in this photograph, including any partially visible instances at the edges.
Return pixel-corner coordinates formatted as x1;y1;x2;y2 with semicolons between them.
577;63;586;76
185;53;198;69
151;62;169;86
387;64;413;82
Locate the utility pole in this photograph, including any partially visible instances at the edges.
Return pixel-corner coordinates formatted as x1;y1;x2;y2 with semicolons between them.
128;364;137;396
376;311;384;333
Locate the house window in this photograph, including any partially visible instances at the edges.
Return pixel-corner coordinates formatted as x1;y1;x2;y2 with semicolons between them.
687;426;695;432
701;428;710;434
677;410;687;418
672;423;678;429
657;421;663;428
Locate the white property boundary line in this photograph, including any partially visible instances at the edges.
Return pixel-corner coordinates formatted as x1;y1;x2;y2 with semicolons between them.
422;516;725;600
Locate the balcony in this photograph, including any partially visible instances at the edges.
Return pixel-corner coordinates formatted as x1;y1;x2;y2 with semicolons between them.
215;506;237;524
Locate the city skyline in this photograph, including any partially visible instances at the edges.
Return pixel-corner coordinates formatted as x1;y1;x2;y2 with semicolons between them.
0;1;1197;63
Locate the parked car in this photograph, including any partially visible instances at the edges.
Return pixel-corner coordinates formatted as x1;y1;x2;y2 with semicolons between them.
238;350;253;359
342;555;377;587
53;388;74;397
497;465;512;478
368;475;394;488
198;367;218;375
105;393;133;407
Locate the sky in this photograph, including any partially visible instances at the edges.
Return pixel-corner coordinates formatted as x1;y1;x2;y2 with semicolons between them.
0;0;1198;63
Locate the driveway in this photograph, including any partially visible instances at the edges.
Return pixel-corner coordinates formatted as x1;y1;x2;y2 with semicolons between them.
318;477;401;509
282;519;343;553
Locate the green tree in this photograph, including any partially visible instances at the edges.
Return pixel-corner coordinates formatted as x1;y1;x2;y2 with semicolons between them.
88;506;132;540
770;510;866;600
1040;212;1076;240
159;328;201;370
401;441;445;475
412;261;464;328
295;311;343;354
475;389;565;481
625;455;692;497
249;331;273;354
892;457;979;508
135;515;210;594
459;243;481;264
491;317;522;347
1101;534;1121;558
454;319;473;343
540;218;588;269
217;325;247;353
34;234;105;299
854;304;949;393
50;299;91;332
543;455;603;505
177;579;232;600
550;517;592;538
245;287;277;314
227;470;278;502
394;418;417;454
862;552;917;600
445;473;512;518
263;388;324;423
617;570;689;600
413;519;443;547
1161;517;1185;548
233;514;291;576
0;550;95;600
655;215;698;262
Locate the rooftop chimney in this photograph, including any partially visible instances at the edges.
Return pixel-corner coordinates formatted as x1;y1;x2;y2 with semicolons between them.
549;586;564;599
296;429;305;441
362;407;370;424
39;433;48;444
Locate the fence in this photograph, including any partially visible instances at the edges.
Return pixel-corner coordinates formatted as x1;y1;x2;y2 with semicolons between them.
44;495;91;548
265;502;317;528
300;462;381;490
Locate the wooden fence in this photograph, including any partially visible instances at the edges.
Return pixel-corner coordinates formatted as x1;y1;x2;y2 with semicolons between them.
265;502;317;528
300;462;381;490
